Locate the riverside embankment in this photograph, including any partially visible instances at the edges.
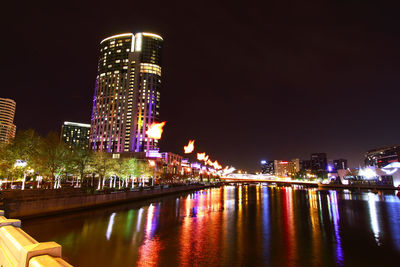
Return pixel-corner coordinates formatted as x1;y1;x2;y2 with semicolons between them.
318;183;398;191
0;184;216;219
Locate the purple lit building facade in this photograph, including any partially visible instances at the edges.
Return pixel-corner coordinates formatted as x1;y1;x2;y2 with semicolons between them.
90;33;163;153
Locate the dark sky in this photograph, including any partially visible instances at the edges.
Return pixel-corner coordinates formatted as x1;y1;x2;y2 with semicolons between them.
3;0;400;171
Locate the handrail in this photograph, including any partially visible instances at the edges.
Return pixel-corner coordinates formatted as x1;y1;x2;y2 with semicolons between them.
0;210;72;267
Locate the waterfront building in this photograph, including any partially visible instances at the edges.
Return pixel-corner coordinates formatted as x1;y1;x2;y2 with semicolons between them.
311;153;328;171
61;121;91;149
90;32;163;154
274;159;300;177
261;160;275;174
365;145;400;168
161;152;183;175
333;158;348;170
336;165;400;187
0;98;16;144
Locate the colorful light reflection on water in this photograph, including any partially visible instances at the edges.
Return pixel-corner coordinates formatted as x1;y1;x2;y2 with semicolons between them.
22;186;400;267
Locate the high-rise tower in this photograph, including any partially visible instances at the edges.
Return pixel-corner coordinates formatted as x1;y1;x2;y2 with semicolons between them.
61;121;91;150
90;32;163;153
0;98;16;144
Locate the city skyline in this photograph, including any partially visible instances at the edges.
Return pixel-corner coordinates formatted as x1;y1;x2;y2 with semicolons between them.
3;1;400;171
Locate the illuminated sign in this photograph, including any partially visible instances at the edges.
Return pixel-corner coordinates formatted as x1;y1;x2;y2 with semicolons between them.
181;159;190;167
191;163;201;169
146;150;161;158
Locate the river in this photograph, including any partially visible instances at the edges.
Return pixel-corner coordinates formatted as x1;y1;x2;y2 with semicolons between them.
22;185;400;266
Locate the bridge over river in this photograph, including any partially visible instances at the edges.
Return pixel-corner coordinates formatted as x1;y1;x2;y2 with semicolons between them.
220;173;319;187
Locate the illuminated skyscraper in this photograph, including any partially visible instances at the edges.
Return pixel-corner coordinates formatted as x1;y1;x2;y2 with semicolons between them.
90;33;163;153
0;98;16;144
61;121;91;150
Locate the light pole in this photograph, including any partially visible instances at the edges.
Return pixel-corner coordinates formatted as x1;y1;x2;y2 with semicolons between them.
149;160;156;186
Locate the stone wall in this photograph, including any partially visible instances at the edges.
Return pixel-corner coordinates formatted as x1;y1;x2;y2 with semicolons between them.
1;185;207;218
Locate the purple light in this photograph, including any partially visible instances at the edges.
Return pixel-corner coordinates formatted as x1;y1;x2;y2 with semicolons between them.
146;149;161;158
191;163;201;169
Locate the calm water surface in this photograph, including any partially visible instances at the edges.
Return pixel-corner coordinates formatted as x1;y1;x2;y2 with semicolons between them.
22;185;400;266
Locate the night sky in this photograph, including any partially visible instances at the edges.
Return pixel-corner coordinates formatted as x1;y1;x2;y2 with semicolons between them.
3;1;400;171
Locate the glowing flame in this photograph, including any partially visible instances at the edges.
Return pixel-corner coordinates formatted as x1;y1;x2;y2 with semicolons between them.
212;160;222;170
184;140;195;154
146;121;166;140
197;152;206;161
197;152;212;162
206;159;213;166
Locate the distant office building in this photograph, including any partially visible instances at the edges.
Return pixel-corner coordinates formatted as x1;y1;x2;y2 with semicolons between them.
274;159;300;177
300;159;312;171
0;98;16;144
61;121;91;149
333;159;348;170
311;153;328;171
90;32;163;154
261;160;275;174
365;145;400;168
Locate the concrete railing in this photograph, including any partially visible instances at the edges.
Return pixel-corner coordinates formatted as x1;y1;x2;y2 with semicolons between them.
0;210;71;267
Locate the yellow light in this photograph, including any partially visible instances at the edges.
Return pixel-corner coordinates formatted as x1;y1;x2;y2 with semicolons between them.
142;32;163;40
135;33;142;51
140;63;161;76
100;33;133;44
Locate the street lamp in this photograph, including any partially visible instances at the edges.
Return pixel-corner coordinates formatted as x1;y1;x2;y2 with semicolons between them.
149;160;156;186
